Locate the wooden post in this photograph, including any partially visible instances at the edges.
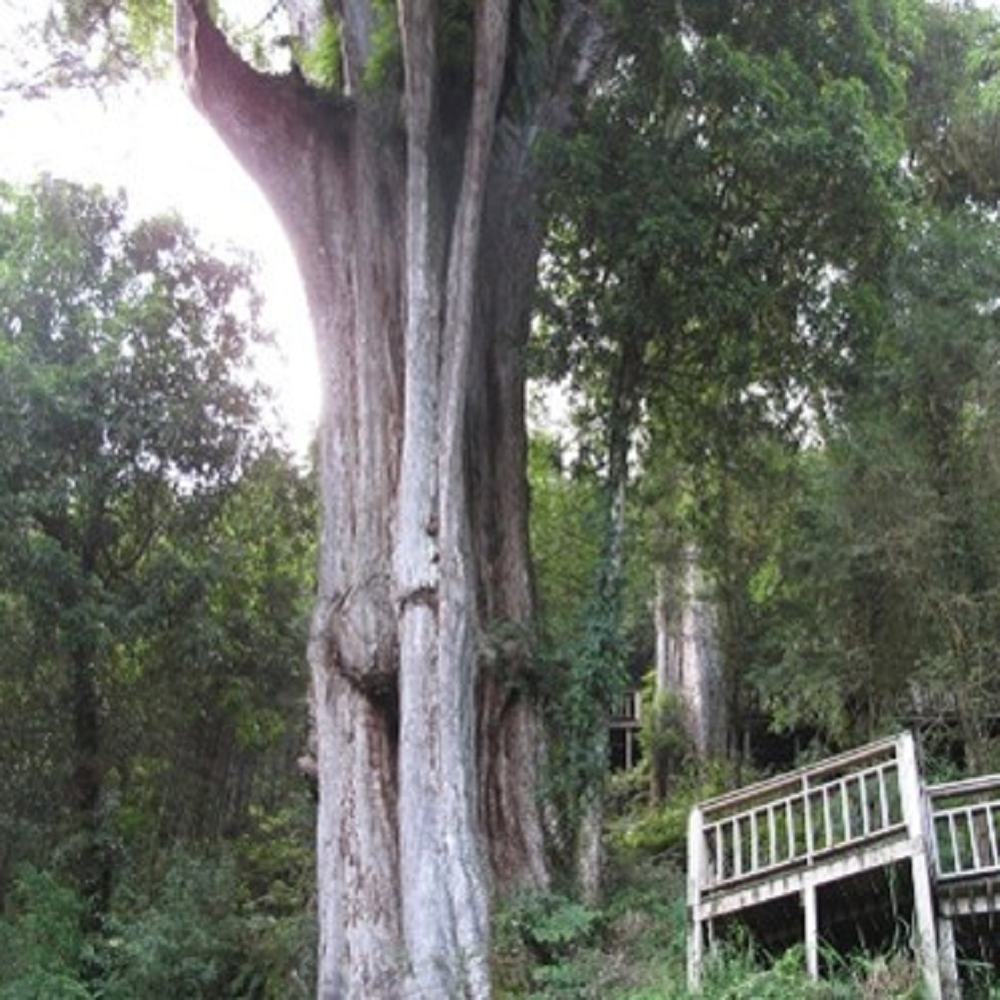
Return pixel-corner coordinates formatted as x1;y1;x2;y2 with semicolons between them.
802;876;819;980
937;914;960;1000
898;732;943;1000
687;804;706;990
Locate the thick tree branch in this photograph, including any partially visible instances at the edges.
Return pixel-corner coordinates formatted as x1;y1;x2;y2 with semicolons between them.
440;0;512;501
537;0;607;137
174;0;352;220
340;0;376;93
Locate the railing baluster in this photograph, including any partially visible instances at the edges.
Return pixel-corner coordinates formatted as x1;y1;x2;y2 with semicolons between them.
948;814;960;873
786;798;796;861
860;772;871;836
878;764;889;829
841;778;852;843
965;806;982;871
804;783;815;860
892;765;903;823
768;804;777;865
822;785;833;850
734;817;743;878
988;805;999;869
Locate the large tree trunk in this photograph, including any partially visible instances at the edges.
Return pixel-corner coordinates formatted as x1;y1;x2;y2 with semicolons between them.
175;1;600;995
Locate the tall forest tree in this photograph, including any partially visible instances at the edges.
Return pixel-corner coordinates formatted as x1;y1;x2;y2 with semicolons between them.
90;1;609;994
28;0;608;990
535;0;913;769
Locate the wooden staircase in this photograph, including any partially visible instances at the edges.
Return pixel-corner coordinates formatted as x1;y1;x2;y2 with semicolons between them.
687;732;1000;998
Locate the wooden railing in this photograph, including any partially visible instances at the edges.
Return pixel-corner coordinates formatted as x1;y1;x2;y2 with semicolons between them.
696;735;906;892
688;733;1000;1000
610;690;640;724
688;733;942;997
929;775;1000;882
609;690;641;771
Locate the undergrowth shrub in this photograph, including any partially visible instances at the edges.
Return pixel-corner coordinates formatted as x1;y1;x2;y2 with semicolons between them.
101;850;244;999
608;758;733;858
493;891;603;994
104;844;314;1000
0;835;315;1000
0;865;91;1000
490;830;933;999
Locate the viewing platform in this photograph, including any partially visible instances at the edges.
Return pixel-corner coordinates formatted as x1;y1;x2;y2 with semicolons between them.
687;732;1000;998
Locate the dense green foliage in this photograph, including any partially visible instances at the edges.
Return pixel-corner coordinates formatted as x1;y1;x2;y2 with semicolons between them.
0;180;317;994
9;0;1000;993
532;0;914;773
532;0;1000;772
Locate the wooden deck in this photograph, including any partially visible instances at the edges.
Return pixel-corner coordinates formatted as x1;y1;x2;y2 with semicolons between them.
687;732;1000;998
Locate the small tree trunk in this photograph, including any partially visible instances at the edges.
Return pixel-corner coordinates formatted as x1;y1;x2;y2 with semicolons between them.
651;564;672;802
68;528;114;949
69;647;111;935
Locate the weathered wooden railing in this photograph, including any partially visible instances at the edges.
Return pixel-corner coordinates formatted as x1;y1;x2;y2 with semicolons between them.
930;775;1000;883
611;690;640;725
688;735;1000;998
609;690;641;771
688;732;941;997
696;736;906;893
928;775;1000;998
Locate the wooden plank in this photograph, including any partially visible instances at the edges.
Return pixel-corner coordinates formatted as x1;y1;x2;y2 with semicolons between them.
898;731;942;1000
930;774;1000;800
698;836;916;919
939;889;1000;918
937;861;1000;885
687;805;706;990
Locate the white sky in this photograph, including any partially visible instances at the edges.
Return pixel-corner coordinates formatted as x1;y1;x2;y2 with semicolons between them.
0;67;318;452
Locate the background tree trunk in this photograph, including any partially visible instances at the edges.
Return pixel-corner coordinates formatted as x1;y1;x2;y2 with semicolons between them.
654;546;725;760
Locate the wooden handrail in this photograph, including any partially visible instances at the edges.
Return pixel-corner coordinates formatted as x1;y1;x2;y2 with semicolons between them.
698;734;902;817
929;774;1000;801
700;756;905;890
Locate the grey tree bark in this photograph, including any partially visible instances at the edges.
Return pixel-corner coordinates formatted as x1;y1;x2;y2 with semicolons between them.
654;547;725;759
175;1;601;995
